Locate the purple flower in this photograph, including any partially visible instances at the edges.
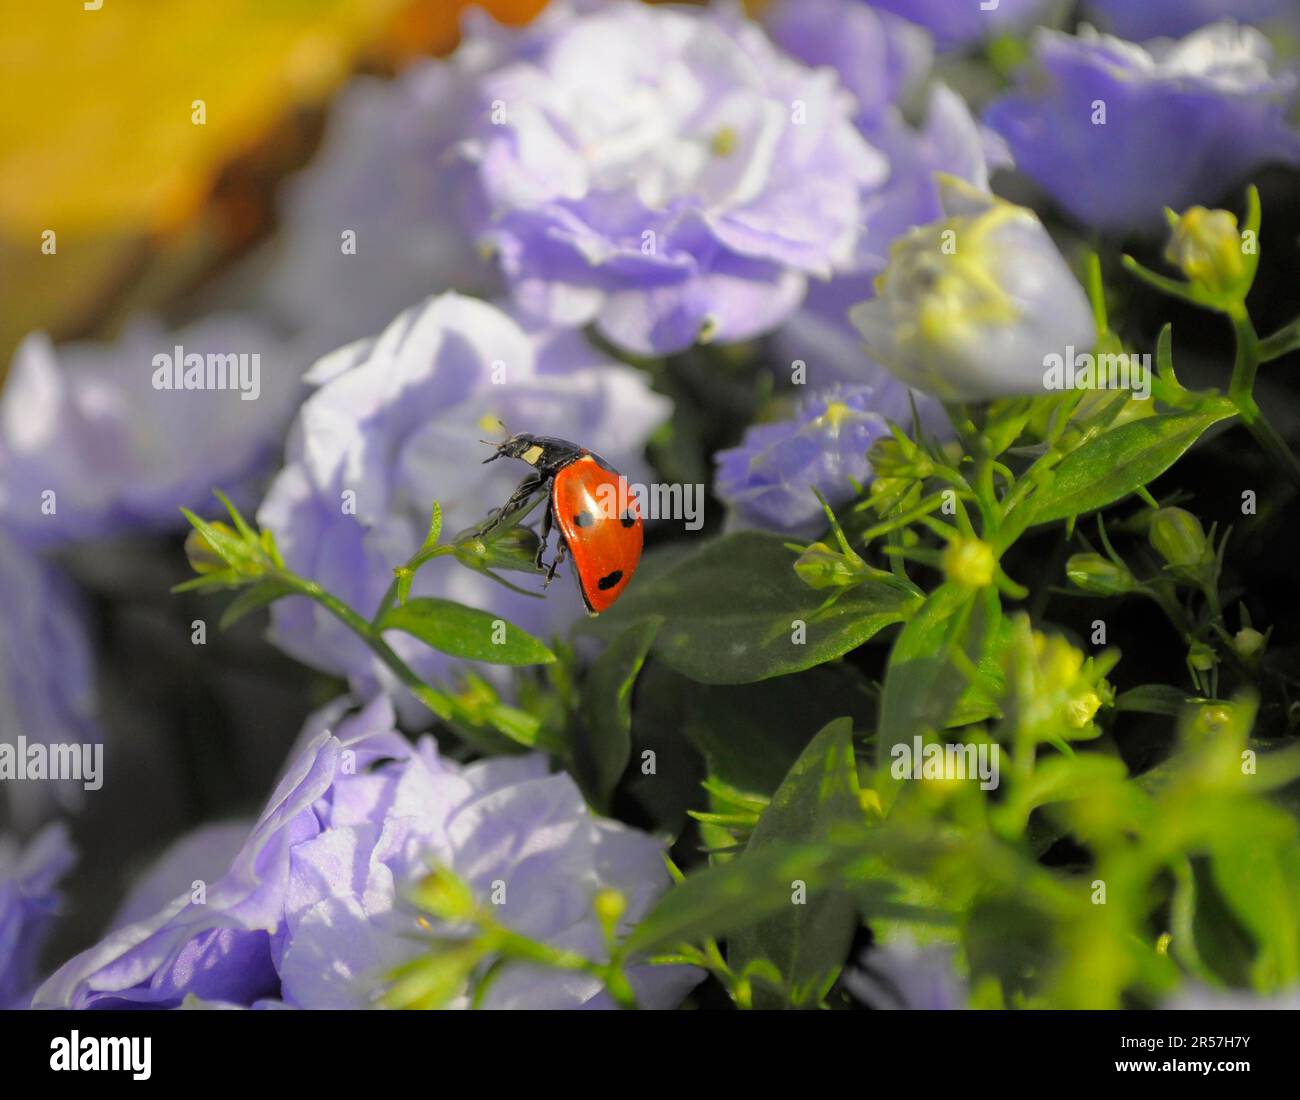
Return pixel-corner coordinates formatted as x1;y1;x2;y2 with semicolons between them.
843;940;967;1009
0;823;76;1008
34;697;698;1010
762;0;933;132
438;0;885;355
0;317;301;548
1082;1;1299;41
866;0;1050;53
985;22;1300;235
0;531;100;827
109;822;250;931
715;384;911;535
257;292;670;713
258;66;501;361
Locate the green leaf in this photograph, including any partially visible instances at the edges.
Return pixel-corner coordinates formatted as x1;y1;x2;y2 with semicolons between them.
218;579;296;630
212;488;257;543
378;598;556;666
1115;684;1195;717
424;501;443;549
1027;410;1233;527
684;665;876;797
1207;810;1300;988
623;842;845;957
585;532;921;685
875;583;994;771
573;617;662;810
728;717;864;1008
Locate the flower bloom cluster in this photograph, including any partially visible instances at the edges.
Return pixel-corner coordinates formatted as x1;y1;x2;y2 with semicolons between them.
34;697;697;1009
436;0;886;356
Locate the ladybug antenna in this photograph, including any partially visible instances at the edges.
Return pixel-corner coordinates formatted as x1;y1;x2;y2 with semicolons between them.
478;419;510;456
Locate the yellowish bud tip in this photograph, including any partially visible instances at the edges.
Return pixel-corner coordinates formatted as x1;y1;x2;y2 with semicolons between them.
1233;627;1266;659
942;536;996;589
594;887;627;929
185;525;233;574
710;126;738;157
1067;691;1102;729
1165;206;1248;298
819;400;853;430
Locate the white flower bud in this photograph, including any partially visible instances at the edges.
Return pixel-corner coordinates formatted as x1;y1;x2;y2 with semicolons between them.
849;178;1096;401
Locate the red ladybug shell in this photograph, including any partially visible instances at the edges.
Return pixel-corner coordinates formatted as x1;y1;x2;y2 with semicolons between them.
551;454;643;614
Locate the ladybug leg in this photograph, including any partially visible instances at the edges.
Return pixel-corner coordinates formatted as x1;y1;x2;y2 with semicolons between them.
475;474;546;537
533;503;553;571
543;538;567;588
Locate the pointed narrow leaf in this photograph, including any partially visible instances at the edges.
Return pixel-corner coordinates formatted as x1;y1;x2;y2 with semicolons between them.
379;598;556;666
1027;409;1233;527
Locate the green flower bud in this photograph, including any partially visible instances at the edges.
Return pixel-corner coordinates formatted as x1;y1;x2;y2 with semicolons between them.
184;526;233;575
1066;690;1102;729
184;521;264;577
1233;627;1267;660
593;887;627;942
942;536;996;589
1192;703;1234;737
868;435;933;481
411;866;479;923
454;524;542;574
1148;507;1209;570
383;939;487;1010
794;542;865;589
1187;641;1217;673
1164;206;1250;300
1065;553;1135;596
866;475;915;516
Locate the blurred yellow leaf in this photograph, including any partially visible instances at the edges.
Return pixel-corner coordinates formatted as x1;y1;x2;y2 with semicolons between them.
0;0;411;235
0;0;550;369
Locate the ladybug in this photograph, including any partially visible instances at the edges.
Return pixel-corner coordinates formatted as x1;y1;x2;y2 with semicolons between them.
479;433;643;614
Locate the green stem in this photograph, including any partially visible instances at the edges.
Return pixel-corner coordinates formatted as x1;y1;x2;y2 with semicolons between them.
1227;306;1300;488
1227;305;1260;403
490;923;639;1009
273;570;454;720
1259;317;1300;363
371;545;455;626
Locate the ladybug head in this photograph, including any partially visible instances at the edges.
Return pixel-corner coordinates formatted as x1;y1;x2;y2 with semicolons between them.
481;432;544;465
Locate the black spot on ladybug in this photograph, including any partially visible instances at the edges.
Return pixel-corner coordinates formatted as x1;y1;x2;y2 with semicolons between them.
574;510;596;528
597;570;624;591
620;512;635;528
